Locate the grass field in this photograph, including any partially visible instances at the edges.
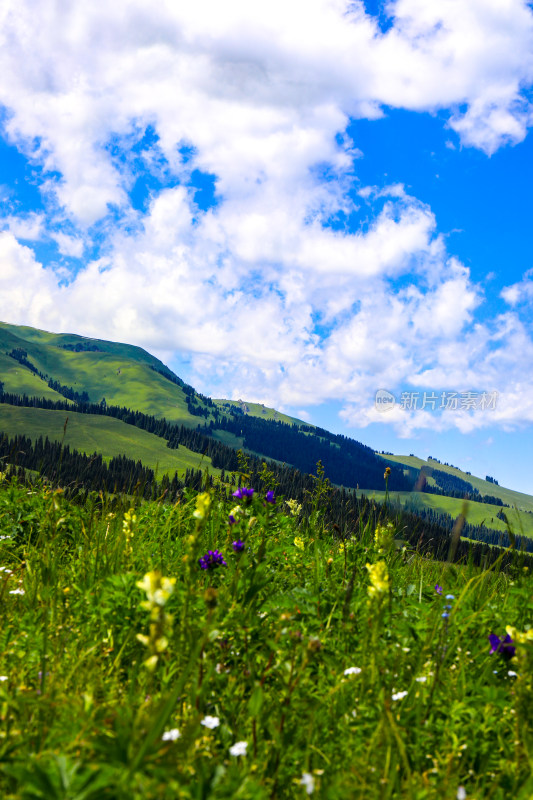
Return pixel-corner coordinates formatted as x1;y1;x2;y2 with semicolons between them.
378;453;533;513
0;477;531;799
0;323;201;423
0;405;217;478
364;489;533;539
214;399;309;427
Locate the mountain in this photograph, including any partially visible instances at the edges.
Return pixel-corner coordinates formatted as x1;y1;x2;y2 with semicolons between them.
0;321;409;491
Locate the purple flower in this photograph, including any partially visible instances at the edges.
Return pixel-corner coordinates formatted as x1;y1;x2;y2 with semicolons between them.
435;584;443;594
198;550;228;570
232;487;254;501
232;539;245;553
228;515;237;525
489;633;515;660
265;491;276;504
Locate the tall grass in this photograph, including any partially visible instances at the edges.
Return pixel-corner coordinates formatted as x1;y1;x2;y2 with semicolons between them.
0;474;531;799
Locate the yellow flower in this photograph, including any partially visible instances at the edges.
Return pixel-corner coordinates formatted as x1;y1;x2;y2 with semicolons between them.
293;536;305;550
286;499;302;516
374;523;394;553
366;561;390;598
136;571;176;609
506;625;533;644
193;492;211;520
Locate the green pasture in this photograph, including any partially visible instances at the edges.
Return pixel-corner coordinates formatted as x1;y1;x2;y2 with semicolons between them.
379;453;533;513
0;478;531;799
0;405;217;478
365;489;533;539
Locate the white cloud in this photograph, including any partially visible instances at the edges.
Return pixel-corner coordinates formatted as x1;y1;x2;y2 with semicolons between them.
1;0;533;438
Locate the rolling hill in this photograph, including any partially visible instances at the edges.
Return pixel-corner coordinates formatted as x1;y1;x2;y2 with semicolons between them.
1;321;533;547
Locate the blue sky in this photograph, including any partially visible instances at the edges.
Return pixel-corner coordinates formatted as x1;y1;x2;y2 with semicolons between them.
2;0;533;493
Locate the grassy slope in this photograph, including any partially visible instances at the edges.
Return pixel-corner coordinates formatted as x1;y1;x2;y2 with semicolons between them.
379;453;533;513
0;352;68;402
0;405;217;477
0;323;204;423
214;398;309;427
365;488;533;538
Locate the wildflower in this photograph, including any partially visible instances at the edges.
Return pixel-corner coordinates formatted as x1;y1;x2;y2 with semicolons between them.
506;625;533;644
445;594;455;600
228;505;243;525
344;667;362;676
435;584;443;594
489;633;515;660
366;561;390;598
442;612;450;619
198;550;228;570
162;728;181;741
193;492;211;520
300;772;315;795
0;676;7;682
286;499;302;516
232;539;245;553
415;676;427;683
229;740;248;756
232;487;254;501
265;490;276;504
136;571;176;609
293;536;305;550
392;690;408;701
384;466;391;479
508;670;518;677
0;567;12;574
201;715;220;729
374;523;394;553
457;788;467;800
9;588;24;595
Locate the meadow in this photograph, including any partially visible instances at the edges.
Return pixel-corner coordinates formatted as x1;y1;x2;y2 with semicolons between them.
0;471;531;799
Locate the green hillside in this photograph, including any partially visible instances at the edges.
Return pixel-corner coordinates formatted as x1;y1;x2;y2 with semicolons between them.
214;398;310;427
0;404;216;477
0;322;208;423
378;453;533;513
0;351;67;402
363;488;533;539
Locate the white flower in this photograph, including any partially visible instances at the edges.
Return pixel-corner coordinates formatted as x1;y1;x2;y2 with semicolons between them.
0;676;7;681
343;667;362;676
457;787;467;800
0;567;12;573
415;676;427;683
391;691;408;701
9;588;24;595
508;670;518;677
300;772;315;794
229;741;248;756
162;728;181;741
201;715;220;729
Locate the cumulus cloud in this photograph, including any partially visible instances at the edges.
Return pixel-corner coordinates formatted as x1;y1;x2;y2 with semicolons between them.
1;0;533;436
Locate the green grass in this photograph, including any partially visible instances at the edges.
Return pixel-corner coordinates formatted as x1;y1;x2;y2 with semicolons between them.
214;399;309;427
379;453;533;513
364;489;533;539
0;478;531;799
0;322;201;423
0;353;67;402
0;405;217;478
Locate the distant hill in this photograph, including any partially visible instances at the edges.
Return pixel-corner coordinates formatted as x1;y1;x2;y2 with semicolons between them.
2;320;532;547
0;321;409;492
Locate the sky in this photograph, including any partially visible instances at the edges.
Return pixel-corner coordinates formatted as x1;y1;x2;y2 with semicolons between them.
2;0;533;493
